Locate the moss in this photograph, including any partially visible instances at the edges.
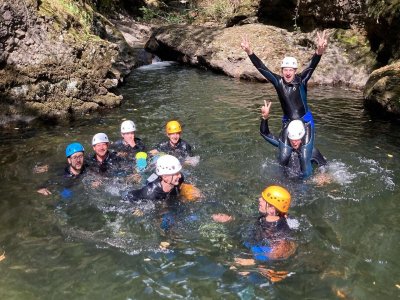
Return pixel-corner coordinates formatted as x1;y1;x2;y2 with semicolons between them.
38;0;100;41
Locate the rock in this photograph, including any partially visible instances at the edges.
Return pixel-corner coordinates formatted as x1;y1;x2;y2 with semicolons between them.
363;61;400;117
146;24;370;88
0;1;152;123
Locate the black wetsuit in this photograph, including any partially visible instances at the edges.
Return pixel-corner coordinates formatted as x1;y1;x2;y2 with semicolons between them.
112;138;146;159
37;164;88;197
124;176;184;203
249;53;322;177
260;118;326;178
248;53;321;125
253;215;291;243
63;164;87;178
155;139;192;158
244;215;292;261
87;151;123;174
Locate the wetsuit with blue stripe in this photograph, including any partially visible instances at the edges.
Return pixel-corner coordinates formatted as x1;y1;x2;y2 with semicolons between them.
245;215;291;261
260;118;326;178
249;53;322;177
248;53;321;127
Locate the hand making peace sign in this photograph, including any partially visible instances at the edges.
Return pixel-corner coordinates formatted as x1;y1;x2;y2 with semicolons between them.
316;30;329;55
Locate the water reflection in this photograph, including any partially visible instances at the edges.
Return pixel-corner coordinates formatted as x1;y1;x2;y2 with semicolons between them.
0;64;399;299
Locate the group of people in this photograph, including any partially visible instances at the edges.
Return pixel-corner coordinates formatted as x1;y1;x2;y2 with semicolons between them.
212;30;330;277
37;119;197;200
36;30;330;282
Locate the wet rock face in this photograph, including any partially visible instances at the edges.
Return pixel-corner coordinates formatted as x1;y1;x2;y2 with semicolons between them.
0;0;136;120
363;62;400;117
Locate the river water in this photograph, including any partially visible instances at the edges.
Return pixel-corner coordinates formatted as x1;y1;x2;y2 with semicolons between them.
0;62;399;299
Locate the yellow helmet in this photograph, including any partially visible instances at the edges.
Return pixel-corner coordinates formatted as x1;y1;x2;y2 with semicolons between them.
261;185;291;213
166;120;182;134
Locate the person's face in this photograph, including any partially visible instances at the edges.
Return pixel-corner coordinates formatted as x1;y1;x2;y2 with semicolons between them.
266;201;278;216
162;172;182;186
67;152;84;170
93;142;109;158
289;138;302;150
122;131;135;143
281;67;296;83
168;132;181;145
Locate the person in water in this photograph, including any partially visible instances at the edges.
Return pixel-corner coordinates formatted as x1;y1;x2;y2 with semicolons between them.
260;100;326;178
113;120;146;159
150;120;193;159
88;133;122;174
241;31;328;170
124;154;200;203
37;142;87;196
213;185;297;282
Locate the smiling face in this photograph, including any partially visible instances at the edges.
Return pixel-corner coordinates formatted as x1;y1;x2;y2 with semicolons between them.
281;67;296;83
93;142;109;159
168;172;182;185
168;132;181;145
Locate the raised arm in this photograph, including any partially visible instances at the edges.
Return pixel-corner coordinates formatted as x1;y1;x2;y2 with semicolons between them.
260;101;280;147
241;36;280;85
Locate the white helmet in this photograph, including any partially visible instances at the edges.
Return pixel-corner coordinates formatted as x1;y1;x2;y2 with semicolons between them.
287;120;305;140
121;120;136;133
281;57;298;69
156;155;182;176
92;133;109;145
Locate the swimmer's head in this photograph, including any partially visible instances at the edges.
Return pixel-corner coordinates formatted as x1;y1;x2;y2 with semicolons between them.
65;142;84;158
281;57;298;69
166;120;182;134
281;57;297;83
156;154;182;176
121;120;136;133
287;120;305;140
261;185;291;213
92;133;109;146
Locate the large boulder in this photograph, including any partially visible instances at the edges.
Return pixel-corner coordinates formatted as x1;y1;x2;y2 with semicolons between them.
146;24;370;88
363;61;400;117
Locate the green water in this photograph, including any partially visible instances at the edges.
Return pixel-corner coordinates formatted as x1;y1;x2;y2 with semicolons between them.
0;62;399;299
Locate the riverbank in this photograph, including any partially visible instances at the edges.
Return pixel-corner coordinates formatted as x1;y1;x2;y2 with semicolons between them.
1;0;399;123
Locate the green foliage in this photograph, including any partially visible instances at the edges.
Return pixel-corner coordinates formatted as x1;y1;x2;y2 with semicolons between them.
202;0;236;21
197;0;256;23
39;0;94;33
137;6;191;24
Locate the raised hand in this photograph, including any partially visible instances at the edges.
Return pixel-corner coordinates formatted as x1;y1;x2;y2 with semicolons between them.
316;30;329;55
240;36;253;55
261;100;272;119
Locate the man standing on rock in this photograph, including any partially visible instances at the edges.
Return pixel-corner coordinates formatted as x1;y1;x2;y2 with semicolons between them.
240;30;328;177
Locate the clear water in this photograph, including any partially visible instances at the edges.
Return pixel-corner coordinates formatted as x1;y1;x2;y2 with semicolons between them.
0;62;399;299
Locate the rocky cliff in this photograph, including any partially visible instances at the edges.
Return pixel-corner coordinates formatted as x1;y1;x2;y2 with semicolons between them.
0;0;150;125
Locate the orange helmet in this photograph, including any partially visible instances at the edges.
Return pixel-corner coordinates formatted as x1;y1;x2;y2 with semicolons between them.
166;120;182;134
261;185;291;213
